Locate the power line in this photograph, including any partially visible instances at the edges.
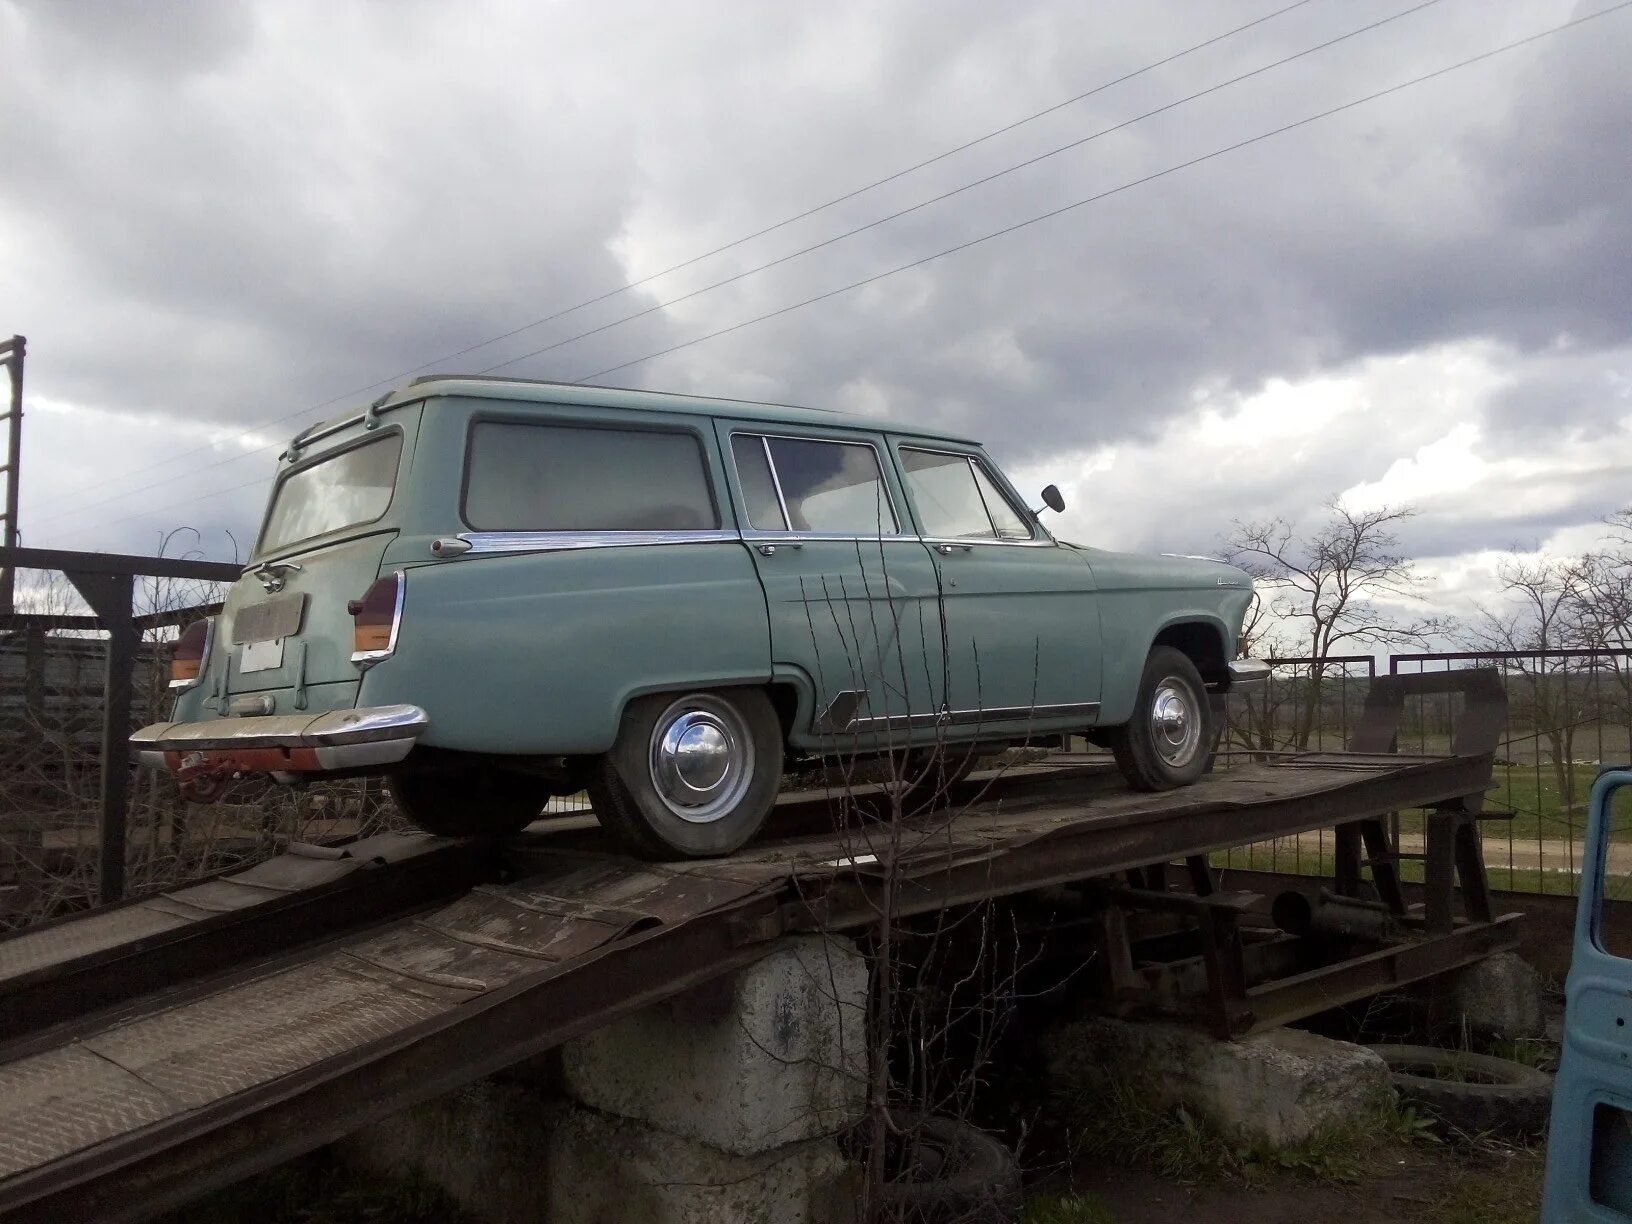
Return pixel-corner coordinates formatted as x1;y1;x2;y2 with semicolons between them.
571;3;1630;384
47;3;1630;540
472;0;1446;377
33;0;1321;530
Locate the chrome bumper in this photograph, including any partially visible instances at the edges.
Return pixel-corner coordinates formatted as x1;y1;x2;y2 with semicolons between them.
131;704;428;772
1227;658;1272;693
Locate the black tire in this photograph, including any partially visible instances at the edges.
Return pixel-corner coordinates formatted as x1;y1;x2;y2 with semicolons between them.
387;766;544;838
587;688;782;860
1107;646;1212;791
877;1113;1022;1223
1369;1044;1554;1136
892;741;981;815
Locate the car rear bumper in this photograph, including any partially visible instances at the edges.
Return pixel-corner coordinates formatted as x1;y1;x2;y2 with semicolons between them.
1226;658;1272;692
131;703;428;774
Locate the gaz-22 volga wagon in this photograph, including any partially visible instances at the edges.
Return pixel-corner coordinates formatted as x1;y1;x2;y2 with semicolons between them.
133;377;1267;858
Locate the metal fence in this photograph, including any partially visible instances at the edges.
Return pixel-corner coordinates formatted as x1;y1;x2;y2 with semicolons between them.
1215;649;1632;900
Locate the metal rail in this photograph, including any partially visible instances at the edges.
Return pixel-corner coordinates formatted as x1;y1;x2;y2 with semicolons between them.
0;832;494;1041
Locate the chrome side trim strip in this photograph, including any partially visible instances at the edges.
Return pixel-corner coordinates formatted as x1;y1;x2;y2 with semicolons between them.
920;535;1055;550
739;530;921;545
460;530;740;554
840;700;1100;733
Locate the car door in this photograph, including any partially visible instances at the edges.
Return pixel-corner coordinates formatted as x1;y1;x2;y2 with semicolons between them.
890;439;1101;730
716;421;944;743
1543;769;1632;1221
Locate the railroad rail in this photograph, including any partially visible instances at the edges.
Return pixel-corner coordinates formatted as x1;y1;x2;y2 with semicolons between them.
0;672;1508;1222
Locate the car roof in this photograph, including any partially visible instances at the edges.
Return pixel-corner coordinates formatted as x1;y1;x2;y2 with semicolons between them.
373;375;982;446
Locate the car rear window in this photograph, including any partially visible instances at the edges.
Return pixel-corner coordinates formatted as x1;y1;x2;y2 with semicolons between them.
463;421;718;532
259;433;403;555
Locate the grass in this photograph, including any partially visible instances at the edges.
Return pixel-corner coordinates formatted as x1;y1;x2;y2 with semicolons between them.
1427;1156;1545;1224
1061;1071;1430;1188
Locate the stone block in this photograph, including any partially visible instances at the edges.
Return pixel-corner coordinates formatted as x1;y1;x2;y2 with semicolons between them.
562;934;867;1155
547;1105;858;1224
339;1079;569;1222
1046;1016;1393;1148
1434;951;1546;1042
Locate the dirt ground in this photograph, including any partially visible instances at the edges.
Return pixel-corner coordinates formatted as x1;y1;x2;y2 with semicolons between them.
1037;1137;1544;1224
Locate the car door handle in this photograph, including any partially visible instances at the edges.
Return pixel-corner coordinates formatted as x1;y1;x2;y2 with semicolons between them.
756;542;804;556
936;543;973;555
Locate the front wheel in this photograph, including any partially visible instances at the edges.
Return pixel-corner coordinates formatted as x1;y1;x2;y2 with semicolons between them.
587;689;783;859
1107;646;1212;791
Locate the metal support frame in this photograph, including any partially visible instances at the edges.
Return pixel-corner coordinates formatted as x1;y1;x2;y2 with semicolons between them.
1083;668;1514;1037
0;335;23;615
1;545;241;905
63;570;135;904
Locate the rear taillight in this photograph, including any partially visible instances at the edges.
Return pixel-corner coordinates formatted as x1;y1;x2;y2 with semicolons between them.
169;618;214;690
350;572;404;666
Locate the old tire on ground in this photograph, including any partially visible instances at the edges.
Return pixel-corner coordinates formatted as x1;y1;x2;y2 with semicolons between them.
587;688;782;860
1369;1044;1554;1136
876;1113;1022;1223
387;766;545;838
1107;645;1213;791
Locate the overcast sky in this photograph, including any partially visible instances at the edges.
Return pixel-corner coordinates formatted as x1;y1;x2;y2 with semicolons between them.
3;0;1629;628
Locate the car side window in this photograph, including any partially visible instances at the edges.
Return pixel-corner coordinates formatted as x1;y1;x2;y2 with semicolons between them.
733;434;898;535
901;448;1034;541
464;421;718;531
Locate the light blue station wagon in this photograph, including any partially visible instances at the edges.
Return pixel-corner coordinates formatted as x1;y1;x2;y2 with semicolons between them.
133;377;1267;858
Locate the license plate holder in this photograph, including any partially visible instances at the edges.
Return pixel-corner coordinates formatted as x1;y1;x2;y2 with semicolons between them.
240;638;285;674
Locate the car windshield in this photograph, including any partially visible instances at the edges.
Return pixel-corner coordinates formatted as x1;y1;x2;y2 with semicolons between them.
258;433;402;555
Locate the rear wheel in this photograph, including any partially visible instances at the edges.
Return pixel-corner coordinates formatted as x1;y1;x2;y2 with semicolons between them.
1107;646;1212;791
588;688;782;859
388;766;545;838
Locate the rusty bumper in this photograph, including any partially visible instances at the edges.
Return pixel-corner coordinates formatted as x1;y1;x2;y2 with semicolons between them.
130;704;428;776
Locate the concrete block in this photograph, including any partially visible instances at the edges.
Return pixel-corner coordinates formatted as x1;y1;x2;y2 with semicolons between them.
339;1079;569;1222
547;1105;858;1224
1435;951;1546;1042
1046;1016;1393;1148
562;935;867;1156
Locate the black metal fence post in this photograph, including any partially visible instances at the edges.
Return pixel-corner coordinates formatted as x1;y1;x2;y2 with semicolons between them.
62;569;136;904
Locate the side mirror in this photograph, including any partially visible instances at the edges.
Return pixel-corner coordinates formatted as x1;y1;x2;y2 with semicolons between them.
1037;484;1066;515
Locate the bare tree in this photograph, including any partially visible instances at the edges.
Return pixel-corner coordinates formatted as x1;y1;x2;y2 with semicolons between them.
1223;500;1438;749
1464;557;1588;815
1567;509;1632;758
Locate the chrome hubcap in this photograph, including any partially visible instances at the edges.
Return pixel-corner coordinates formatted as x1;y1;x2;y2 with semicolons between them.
649;695;754;824
1150;679;1201;768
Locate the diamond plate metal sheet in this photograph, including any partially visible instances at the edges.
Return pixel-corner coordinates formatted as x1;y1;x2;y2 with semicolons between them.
0;906;190;982
81;958;449;1113
0;1046;175;1178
